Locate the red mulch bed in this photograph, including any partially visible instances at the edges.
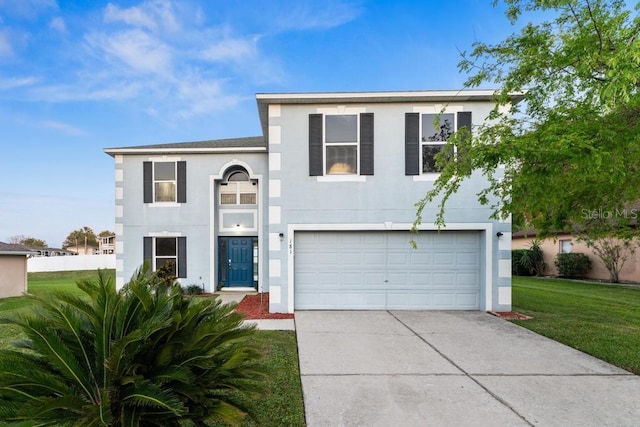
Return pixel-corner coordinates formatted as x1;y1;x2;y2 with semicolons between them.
236;293;294;320
489;311;532;320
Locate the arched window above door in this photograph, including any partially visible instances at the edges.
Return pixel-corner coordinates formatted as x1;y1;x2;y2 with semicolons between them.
219;169;257;205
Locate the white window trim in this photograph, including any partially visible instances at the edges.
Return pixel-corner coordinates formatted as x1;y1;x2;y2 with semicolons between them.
324;113;360;176
209;160;264;294
316;106;368;182
147;156;182;206
148;234;182;277
219;174;258;206
412;105;463;182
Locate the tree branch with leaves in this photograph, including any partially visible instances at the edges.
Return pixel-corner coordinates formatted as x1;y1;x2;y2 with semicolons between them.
416;0;640;240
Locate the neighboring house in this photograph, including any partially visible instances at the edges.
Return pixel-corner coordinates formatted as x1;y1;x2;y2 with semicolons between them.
105;90;521;313
98;234;116;254
30;247;75;257
0;242;34;298
65;245;99;255
512;231;640;282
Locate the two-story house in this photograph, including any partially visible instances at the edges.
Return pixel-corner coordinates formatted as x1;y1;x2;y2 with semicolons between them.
105;90;520;313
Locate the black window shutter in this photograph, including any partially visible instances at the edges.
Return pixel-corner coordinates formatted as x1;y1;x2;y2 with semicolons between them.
405;113;420;175
143;161;153;203
177;161;187;203
177;237;187;278
309;114;323;176
360;113;374;175
143;237;152;269
457;111;472;136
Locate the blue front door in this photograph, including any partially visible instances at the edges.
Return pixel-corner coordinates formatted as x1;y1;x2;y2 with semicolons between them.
219;237;255;288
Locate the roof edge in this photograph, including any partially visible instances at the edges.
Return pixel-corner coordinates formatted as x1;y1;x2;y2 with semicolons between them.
104;146;267;156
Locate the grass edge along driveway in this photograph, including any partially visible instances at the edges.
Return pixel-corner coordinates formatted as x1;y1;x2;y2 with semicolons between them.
511;276;640;375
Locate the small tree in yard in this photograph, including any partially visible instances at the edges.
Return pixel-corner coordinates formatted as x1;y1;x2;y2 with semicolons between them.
0;265;264;426
581;236;637;283
519;240;546;276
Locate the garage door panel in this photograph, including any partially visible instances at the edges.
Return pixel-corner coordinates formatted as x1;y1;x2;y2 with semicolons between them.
386;292;431;309
295;231;481;310
456;293;480;308
457;272;479;287
456;232;480;245
433;252;455;265
364;252;386;265
432;272;455;286
409;252;433;265
457;252;479;265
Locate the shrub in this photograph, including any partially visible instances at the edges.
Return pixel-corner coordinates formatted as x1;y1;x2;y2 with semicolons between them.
519;240;547;276
555;252;592;278
184;284;204;295
0;266;264;426
512;249;533;276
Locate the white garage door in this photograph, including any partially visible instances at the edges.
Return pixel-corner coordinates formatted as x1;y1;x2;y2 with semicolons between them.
294;231;482;310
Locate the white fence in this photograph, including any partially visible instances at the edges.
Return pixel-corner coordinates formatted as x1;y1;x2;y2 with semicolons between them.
28;254;116;272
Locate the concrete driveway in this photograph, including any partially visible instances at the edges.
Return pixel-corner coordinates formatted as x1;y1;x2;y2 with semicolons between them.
295;311;640;426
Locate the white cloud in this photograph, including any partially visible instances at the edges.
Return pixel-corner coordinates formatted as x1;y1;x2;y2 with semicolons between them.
0;30;13;58
85;29;172;76
49;16;67;34
0;76;38;90
2;0;287;119
29;80;142;102
103;0;179;33
0;0;57;18
271;0;363;31
39;120;88;136
201;35;259;63
171;74;240;119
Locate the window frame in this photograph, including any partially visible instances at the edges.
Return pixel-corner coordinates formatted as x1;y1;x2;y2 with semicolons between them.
406;109;470;181
154;237;178;274
419;112;456;177
144;236;187;278
144;159;186;205
323;113;360;176
219;171;257;205
153;161;178;203
309;108;372;182
560;239;573;254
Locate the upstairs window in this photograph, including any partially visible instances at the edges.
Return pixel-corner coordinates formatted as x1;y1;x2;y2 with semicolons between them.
309;112;374;177
325;115;358;175
220;170;257;205
405;111;471;176
143;161;186;203
154;162;177;201
421;113;455;173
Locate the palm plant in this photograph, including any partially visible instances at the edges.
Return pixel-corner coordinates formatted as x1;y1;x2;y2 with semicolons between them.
0;266;264;426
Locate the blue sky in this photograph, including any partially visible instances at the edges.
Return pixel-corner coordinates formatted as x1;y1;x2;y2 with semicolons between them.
0;0;522;248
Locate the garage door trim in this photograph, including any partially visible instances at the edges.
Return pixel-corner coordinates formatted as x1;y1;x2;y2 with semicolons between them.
285;222;494;312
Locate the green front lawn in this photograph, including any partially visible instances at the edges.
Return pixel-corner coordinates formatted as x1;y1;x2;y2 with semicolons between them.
0;270;305;426
512;276;640;374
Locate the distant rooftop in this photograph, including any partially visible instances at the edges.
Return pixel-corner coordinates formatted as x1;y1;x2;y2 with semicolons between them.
104;136;265;156
0;242;36;255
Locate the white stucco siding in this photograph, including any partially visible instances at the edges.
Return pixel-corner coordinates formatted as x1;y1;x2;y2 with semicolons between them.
117;153;269;292
267;99;510;313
